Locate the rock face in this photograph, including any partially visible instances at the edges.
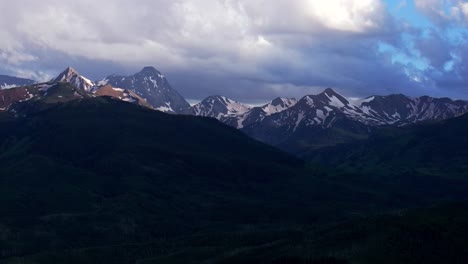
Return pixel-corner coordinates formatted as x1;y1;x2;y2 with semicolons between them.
51;67;95;92
192;96;298;129
193;95;251;118
99;67;192;114
94;84;152;108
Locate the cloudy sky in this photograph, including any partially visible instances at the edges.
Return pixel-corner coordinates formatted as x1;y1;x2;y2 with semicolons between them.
0;0;467;102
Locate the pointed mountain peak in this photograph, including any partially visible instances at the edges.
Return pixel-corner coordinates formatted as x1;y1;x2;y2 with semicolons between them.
271;97;285;106
298;88;350;108
321;88;349;103
260;97;297;115
103;66;191;114
138;66;161;76
271;97;297;106
205;95;227;101
64;66;78;74
52;67;95;92
322;88;339;96
201;95;238;106
55;67;80;80
195;95;250;117
303;88;341;100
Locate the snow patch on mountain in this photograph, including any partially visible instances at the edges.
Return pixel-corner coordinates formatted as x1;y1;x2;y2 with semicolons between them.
193;96;251;118
100;67;192;114
261;98;297;116
1;84;21;89
52;67;95;92
253;89;468;133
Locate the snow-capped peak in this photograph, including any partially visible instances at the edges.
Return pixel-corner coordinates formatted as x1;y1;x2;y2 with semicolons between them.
101;66;192;114
193;95;251;118
261;97;297;116
52;67;95;92
320;88;350;108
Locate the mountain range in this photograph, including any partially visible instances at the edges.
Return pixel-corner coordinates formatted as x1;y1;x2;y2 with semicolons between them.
242;88;468;153
1;66;468;154
3;66;193;114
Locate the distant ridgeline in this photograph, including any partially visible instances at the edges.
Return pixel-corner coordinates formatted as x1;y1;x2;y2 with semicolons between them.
2;66;468;154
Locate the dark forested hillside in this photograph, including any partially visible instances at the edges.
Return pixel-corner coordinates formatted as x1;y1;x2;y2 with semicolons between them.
305;113;468;179
1;97;468;263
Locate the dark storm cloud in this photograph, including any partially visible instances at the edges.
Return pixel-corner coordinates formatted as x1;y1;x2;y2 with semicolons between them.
0;0;466;101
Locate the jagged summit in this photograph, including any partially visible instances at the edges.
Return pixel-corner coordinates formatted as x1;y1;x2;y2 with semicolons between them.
318;88;346;98
53;67;80;81
300;88;350;109
203;95;233;103
193;95;251;118
52;67;95;92
192;96;298;129
204;95;223;100
322;87;337;95
260;97;297;115
100;66;192;114
64;66;78;74
138;66;161;75
271;97;285;106
270;97;297;107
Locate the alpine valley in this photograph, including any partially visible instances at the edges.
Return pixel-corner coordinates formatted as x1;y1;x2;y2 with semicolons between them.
1;66;468;264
